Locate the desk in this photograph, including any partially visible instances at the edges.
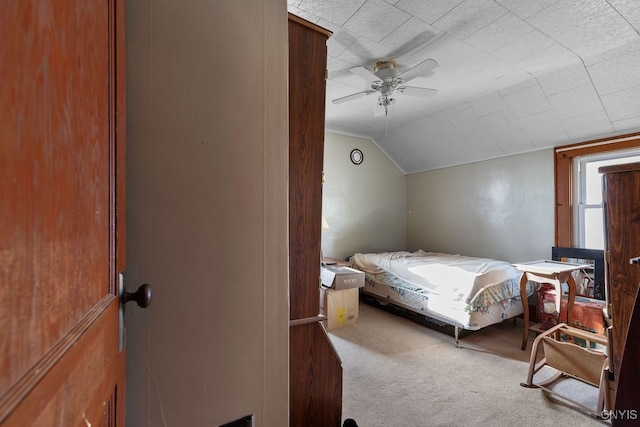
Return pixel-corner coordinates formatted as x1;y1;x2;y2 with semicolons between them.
513;260;591;351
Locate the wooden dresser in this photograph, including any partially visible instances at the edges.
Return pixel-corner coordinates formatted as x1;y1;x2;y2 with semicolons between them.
288;14;342;426
600;162;640;413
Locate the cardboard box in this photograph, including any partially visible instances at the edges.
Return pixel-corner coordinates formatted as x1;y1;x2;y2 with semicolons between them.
320;265;364;290
320;287;359;331
560;296;606;335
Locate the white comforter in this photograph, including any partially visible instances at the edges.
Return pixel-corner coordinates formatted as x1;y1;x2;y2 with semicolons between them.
352;250;520;308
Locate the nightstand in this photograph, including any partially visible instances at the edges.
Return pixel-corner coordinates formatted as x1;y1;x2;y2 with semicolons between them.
513;260;591;351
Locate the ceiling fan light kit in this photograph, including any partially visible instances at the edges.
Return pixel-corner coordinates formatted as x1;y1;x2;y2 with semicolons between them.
332;58;439;117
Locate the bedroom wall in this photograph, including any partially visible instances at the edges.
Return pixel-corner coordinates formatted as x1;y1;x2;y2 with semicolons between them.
322;132;405;261
405;149;554;263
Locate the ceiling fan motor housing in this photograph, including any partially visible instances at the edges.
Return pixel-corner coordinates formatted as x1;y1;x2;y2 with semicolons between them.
373;60;399;81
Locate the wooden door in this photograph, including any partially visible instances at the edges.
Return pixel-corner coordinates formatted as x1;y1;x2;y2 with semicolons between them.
0;0;126;425
600;162;640;406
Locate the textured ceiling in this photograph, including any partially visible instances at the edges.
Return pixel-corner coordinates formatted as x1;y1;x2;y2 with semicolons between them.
288;0;640;173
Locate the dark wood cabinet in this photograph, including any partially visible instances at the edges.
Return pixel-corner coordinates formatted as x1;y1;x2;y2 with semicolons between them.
600;162;640;413
288;14;342;427
614;284;639;424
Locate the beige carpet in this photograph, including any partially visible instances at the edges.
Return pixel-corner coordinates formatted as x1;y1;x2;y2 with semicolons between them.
328;301;611;427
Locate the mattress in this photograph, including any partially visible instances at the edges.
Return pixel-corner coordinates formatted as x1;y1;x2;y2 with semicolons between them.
351;250;535;331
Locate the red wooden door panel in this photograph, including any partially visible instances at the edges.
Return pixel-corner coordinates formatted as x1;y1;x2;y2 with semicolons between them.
0;0;126;425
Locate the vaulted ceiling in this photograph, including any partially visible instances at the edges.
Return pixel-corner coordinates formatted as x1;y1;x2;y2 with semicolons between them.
287;0;640;173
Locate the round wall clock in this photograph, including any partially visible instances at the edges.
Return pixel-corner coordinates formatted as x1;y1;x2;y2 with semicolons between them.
350;148;364;165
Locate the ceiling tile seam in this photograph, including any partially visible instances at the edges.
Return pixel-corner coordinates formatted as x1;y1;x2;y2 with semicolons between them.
287;3;321;23
340;18;416;53
496;77;553;121
606;0;640;37
333;35;386;61
453;10;513;44
498;73;576;134
588;40;640;69
420;33;544;128
443;35;535;83
600;83;640;101
393;0;465;26
441;106;508;158
496;0;555;22
474;107;507;122
431;0;483;29
546;82;608;121
523;1;581;24
465;25;553;80
539;78;595;99
513;107;558;135
579;56;615;125
464;14;538;54
612;115;640;128
408;32;449;62
379;14;415;47
516;8;604;66
342;1;373;31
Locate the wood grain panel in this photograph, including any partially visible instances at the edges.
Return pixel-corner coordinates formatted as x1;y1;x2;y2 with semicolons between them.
288;17;329;321
0;0;110;392
613;286;640;422
2;300;121;426
600;162;640;407
288;14;341;427
290;322;342;427
554;153;572;247
0;0;126;423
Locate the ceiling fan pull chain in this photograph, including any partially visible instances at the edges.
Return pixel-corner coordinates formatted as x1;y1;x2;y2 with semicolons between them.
385;111;388;137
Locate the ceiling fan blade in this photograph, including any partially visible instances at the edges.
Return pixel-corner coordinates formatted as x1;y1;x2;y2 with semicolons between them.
331;90;376;105
349;66;380;82
398;58;438;82
398;86;437;98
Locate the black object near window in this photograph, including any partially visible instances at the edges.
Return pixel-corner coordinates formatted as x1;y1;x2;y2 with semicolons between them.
551;246;605;300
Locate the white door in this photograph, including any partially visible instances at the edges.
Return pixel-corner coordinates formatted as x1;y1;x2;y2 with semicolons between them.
124;1;290;425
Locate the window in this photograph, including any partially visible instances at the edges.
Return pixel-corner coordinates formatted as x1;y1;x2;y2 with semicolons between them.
554;133;640;248
573;150;640;249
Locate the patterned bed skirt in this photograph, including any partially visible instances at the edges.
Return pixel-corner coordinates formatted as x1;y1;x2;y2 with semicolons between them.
361;272;527;333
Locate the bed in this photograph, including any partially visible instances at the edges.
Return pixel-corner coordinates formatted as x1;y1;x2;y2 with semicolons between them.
350;250;534;346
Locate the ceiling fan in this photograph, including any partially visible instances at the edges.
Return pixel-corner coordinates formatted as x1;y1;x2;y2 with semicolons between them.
332;58;439;116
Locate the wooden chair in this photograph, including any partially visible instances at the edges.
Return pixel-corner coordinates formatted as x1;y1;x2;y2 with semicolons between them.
520;323;611;418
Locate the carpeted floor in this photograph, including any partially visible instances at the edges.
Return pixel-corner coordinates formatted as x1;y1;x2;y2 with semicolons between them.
328;301;611;427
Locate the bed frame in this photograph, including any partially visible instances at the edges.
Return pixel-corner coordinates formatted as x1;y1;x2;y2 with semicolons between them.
359;290;474;346
358;274;525;347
